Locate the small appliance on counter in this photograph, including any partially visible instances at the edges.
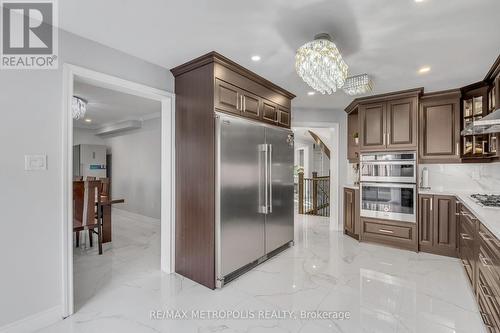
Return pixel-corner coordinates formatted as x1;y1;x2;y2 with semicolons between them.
419;167;431;190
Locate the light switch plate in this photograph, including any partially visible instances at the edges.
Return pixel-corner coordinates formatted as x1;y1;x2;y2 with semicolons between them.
25;155;47;171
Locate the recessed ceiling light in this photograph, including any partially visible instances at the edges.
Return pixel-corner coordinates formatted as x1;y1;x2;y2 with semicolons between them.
418;66;431;74
415;0;425;3
84;118;92;123
307;91;316;96
251;55;261;62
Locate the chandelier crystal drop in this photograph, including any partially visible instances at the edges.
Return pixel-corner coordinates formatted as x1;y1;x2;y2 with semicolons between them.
343;74;373;96
72;96;87;120
295;33;349;95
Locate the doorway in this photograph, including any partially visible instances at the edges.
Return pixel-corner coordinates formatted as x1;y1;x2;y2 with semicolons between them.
61;65;175;317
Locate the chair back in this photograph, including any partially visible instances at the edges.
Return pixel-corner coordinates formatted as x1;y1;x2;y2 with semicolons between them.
82;180;100;226
99;178;110;198
73;181;85;224
86;176;96;181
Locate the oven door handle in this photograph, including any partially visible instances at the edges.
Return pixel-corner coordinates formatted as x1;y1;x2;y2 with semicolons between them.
361;182;416;189
361;160;416;165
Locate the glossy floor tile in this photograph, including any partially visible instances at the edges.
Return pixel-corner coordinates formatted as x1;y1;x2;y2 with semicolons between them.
37;212;485;333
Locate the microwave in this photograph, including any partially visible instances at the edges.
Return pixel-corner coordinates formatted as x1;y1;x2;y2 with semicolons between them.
360;152;416;183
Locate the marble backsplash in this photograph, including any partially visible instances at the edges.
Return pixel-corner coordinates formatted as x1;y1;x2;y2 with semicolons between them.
418;163;500;193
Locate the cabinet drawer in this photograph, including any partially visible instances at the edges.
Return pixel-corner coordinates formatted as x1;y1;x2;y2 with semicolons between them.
479;228;500;297
360;218;417;251
478;269;500;332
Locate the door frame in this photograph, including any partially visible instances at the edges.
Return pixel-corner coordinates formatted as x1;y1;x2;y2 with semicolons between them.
61;64;175;317
291;122;340;230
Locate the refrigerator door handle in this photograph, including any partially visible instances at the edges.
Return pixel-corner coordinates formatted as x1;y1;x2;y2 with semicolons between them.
268;144;273;214
258;144;268;214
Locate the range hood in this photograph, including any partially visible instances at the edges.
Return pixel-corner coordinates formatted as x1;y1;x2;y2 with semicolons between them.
461;108;500;135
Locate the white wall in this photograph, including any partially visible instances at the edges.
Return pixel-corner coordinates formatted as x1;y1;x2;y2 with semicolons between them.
73;128;106;146
0;29;172;327
104;119;162;219
418;163;500;192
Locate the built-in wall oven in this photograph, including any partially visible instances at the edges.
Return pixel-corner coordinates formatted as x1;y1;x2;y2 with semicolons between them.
360;152;417;223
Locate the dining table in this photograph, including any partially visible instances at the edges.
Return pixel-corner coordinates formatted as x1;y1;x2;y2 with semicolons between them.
97;196;125;244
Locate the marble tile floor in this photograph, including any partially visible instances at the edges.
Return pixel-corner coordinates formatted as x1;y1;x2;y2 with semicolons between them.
37;212;485;333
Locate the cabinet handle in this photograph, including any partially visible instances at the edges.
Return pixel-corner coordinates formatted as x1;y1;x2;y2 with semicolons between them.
456;142;460;156
480;312;495;329
378;229;394;234
479;253;492;267
383;132;386;146
387;132;390;146
460;233;472;241
240;95;244;111
430;197;433;211
480;283;494;298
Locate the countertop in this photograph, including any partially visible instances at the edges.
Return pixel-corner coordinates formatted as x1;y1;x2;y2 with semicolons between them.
419;188;500;240
344;184;359;190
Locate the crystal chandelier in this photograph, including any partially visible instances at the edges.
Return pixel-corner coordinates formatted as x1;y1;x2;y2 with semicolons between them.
72;96;87;120
343;74;373;96
295;33;349;94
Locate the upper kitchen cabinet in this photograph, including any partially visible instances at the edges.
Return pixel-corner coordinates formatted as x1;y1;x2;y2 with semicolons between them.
172;52;295;129
347;109;360;162
419;90;461;163
346;88;422;153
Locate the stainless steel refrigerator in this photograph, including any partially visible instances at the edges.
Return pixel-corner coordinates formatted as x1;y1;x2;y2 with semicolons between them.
215;113;294;287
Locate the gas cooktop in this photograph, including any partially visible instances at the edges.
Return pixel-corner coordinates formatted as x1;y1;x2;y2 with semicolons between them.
470;194;500;208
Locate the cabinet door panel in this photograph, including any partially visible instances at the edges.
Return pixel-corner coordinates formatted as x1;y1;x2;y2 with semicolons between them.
241;91;260;119
348;112;360;162
262;100;278;124
359;103;386;151
215;79;240;115
387;98;417;149
277;106;290;128
419;195;433;249
419;97;460;162
344;188;354;234
433;195;457;256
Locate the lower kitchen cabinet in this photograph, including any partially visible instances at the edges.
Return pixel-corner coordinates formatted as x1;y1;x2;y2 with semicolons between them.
418;194;457;257
360;217;418;251
458;203;500;332
343;187;359;239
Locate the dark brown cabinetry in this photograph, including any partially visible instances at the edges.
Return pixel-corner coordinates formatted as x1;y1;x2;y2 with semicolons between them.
360;217;418;251
171;52;295;289
347;89;421;152
418;194;457;257
347;111;360;162
458;204;478;287
419;91;461;163
344;187;359;239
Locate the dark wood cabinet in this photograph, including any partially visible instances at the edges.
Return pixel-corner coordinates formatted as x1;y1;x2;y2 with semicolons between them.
359;102;386;151
353;89;421;152
171;52;295;289
419;91;461;163
459;204;478;288
343;187;359;239
387;98;418;150
419;194;457;257
360;217;418;251
347;111;360;162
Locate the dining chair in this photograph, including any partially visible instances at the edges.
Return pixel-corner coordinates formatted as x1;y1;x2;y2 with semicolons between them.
73;180;103;254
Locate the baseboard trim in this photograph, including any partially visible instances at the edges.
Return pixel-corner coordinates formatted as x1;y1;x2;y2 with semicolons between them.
112;207;161;225
0;306;61;333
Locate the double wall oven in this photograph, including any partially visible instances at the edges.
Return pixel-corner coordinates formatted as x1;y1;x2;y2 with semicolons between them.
360;152;417;223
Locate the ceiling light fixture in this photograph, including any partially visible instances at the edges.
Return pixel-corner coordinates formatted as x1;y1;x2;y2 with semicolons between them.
343;74;373;96
307;91;316;96
295;33;349;94
414;0;425;3
418;66;431;74
251;55;261;62
84;118;92;123
72;96;87;120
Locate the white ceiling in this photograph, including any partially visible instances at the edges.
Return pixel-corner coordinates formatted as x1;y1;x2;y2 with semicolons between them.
73;81;161;129
60;0;500;111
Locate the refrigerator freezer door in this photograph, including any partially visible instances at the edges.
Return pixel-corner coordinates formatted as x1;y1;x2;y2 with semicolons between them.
265;128;294;253
217;114;266;277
